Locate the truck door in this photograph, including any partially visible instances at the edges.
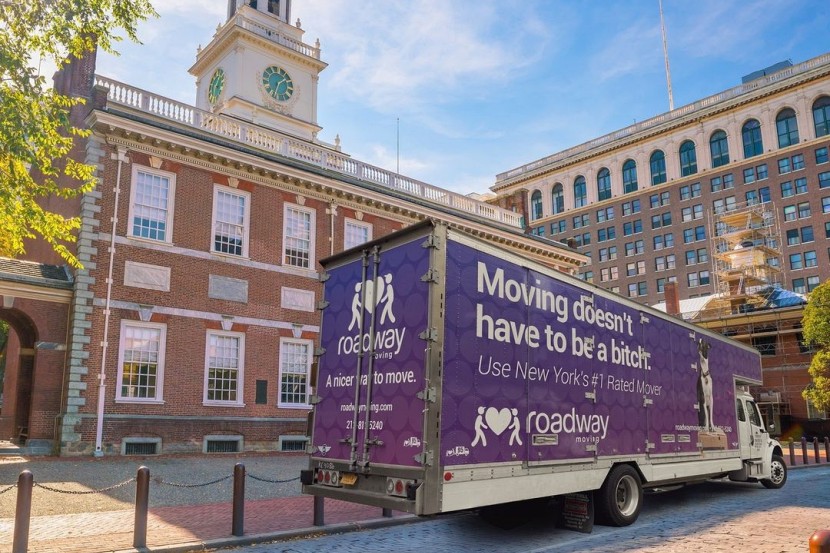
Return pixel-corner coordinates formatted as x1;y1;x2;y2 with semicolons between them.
738;397;765;460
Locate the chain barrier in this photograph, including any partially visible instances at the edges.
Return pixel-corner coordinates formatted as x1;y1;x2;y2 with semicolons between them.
34;477;135;495
0;483;17;495
246;472;300;484
155;474;233;488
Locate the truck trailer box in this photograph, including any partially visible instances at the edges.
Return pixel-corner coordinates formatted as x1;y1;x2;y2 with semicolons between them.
303;221;786;526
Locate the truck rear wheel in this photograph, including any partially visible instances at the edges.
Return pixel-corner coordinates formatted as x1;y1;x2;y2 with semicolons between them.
595;464;642;527
761;454;787;489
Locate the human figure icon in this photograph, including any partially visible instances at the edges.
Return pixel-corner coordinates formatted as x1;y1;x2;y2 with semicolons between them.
347;282;362;331
379;273;396;324
472;406;488;447
508;408;523;446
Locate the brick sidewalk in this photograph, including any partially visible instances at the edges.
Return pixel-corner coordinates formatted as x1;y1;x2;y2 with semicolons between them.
0;448;826;553
0;495;411;553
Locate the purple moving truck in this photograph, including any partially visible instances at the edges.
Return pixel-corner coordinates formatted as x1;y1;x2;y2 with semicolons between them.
302;221;787;526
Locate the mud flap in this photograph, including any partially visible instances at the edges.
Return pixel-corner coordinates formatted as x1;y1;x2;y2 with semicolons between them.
554;492;594;533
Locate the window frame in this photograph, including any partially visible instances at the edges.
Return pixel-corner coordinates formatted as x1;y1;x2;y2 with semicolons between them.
709;130;729;168
211;185;251;257
204;330;245;407
128;165;176;243
679;140;698;176
344;218;373;250
116;320;167;404
278;337;314;408
742;119;764;158
283;203;317;270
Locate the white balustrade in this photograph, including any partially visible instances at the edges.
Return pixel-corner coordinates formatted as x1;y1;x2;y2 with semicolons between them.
93;75;522;228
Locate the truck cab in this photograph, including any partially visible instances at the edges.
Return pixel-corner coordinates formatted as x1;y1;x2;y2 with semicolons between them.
732;389;786;488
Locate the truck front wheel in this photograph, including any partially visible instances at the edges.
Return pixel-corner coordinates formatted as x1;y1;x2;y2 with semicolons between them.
595;464;643;527
761;454;787;489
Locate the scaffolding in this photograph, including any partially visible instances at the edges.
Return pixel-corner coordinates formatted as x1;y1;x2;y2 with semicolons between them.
705;200;783;317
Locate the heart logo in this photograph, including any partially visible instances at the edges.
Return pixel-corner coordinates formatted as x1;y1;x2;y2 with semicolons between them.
485;407;511;436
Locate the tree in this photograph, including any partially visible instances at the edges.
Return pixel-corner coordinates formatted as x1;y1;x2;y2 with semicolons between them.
0;0;156;267
802;280;830;413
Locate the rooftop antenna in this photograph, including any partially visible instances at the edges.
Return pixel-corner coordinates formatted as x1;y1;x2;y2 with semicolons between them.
659;0;674;111
396;117;400;176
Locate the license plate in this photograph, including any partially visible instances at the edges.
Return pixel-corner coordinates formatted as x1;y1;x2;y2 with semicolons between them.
340;473;357;486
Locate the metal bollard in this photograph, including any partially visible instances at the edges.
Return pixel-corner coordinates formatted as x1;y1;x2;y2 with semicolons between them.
134;466;150;549
13;470;33;553
810;529;830;553
825;437;829;464
789;439;796;466
313;495;325;526
803;437;809;465
232;463;245;537
382;507;393;518
815;438;821;464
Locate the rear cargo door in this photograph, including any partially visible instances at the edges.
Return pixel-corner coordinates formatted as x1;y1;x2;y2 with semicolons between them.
310;236;431;468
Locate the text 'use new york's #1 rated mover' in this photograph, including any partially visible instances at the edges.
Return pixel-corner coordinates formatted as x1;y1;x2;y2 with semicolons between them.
300;220;787;527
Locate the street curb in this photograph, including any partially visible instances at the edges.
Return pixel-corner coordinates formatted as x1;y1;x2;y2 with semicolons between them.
111;513;427;553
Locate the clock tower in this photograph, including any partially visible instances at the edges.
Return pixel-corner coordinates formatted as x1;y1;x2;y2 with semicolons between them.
190;0;327;141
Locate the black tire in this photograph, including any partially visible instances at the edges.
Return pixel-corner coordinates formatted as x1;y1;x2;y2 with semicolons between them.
595;464;643;527
761;454;787;489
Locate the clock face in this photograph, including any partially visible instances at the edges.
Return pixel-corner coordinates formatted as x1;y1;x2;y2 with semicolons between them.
261;66;294;102
208;68;225;104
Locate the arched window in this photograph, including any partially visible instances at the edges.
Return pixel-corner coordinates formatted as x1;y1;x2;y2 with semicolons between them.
530;190;543;220
814;96;830;138
776;108;799;148
622;160;638;194
742;119;763;158
649;150;666;185
597;168;612;201
709;130;729;168
679;141;697;176
551;183;564;214
573;176;587;208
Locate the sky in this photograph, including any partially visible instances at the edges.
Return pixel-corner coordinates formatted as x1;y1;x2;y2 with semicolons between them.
83;0;830;196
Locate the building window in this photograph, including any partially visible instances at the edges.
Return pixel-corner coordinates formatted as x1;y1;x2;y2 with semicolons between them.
679;140;698;176
597;168;612;201
551;220;567;235
205;331;244;405
783;205;796;221
823;197;830;214
628;282;647;298
129;167;175;242
649;150;667;186
801;226;815;243
573;176;587;208
752;335;777;356
573;214;590;228
786;228;800;246
552;184;565;215
808;275;821;292
597;226;616;242
117;321;165;402
653;233;673;250
826;221;830;239
792;154;805;171
820;172;830;189
596;206;614;222
817;146;829;164
622;159;638;194
789;253;803;270
622;199;641;216
792;278;806;294
625;240;644;256
778;157;791;175
776;108;799;148
651;191;670;208
743;164;767;184
623;219;642;236
279;338;312;407
805;250;818;268
679;183;701;200
212;187;249;256
814;96;830;138
798;201;811;219
709;130;729;168
344;218;372;249
651;212;671;229
654;254;675;271
742;119;763;158
284;204;315;269
530;190;543;220
710;173;734;193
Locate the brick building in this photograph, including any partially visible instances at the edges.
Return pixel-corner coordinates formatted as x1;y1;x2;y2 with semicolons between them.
0;0;583;455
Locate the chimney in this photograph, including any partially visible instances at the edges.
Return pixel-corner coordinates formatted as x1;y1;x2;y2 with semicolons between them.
664;281;680;316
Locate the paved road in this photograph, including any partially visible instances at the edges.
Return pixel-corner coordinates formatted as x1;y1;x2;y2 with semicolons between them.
215;465;830;553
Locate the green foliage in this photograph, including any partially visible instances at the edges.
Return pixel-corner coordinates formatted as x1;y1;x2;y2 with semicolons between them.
802;281;830;412
0;0;157;267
